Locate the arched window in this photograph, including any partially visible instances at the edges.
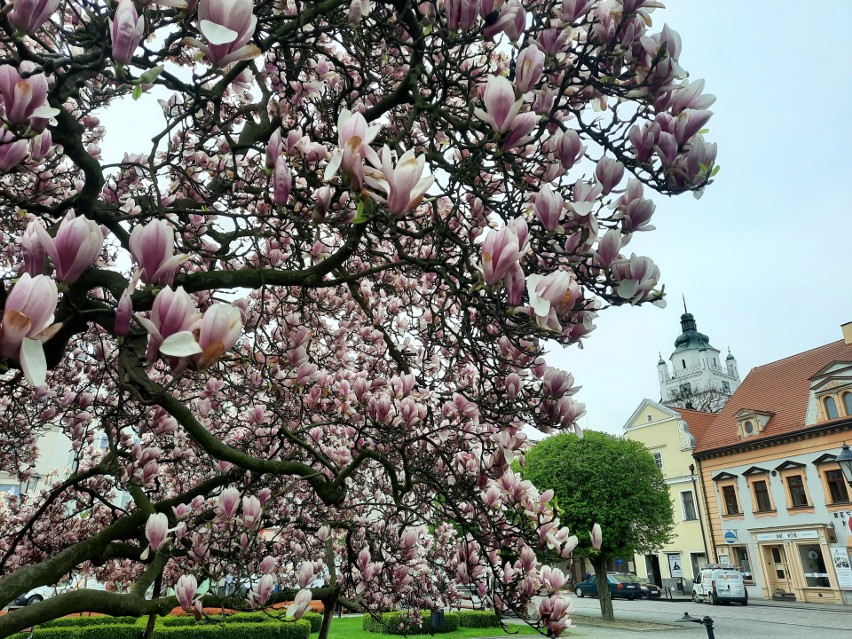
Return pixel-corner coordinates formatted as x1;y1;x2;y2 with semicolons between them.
843;392;852;417
824;396;839;420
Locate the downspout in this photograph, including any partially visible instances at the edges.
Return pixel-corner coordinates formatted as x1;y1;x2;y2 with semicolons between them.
691;458;717;563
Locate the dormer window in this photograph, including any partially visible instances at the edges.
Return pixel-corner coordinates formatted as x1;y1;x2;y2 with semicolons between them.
733;409;773;438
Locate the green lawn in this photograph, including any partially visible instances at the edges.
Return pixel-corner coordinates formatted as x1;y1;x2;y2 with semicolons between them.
325;616;589;639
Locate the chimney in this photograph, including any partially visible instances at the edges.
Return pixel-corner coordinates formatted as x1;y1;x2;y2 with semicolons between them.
843;322;852;345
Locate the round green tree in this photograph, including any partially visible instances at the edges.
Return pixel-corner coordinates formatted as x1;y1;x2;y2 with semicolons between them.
524;431;674;620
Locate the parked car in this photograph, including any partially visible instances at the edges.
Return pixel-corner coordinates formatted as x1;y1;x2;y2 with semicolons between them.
573;573;643;600
12;584;65;606
691;565;748;605
639;582;662;598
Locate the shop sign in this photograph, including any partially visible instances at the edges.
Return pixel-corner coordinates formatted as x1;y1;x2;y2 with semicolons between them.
830;548;852;590
755;530;819;542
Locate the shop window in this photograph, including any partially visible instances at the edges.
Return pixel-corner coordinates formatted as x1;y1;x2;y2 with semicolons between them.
731;546;754;584
825;469;850;504
824;397;839;420
681;491;697;521
752;479;773;512
843;392;852;416
721;484;740;515
797;544;830;587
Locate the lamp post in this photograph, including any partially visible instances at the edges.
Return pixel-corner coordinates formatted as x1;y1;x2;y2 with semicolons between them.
837;444;852;487
689;463;711;565
676;612;716;639
19;473;40;500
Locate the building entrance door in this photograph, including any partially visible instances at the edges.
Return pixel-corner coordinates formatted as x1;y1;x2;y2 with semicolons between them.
645;554;662;586
762;544;794;594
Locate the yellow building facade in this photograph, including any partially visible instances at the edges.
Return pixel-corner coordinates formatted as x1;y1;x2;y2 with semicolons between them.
624;400;716;591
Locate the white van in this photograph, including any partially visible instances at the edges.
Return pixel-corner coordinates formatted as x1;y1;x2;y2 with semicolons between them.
691;565;748;605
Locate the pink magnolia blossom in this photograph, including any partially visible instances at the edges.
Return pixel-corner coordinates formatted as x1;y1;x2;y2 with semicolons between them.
531;185;564;231
594;156;624;194
110;0;145;65
137;286;202;361
481;224;523;286
0;131;29;171
21;220;45;276
514;45;545;93
194;303;242;369
250;574;277;608
445;0;479;31
145;513;169;552
475;76;522;134
129;219;187;286
611;253;661;303
36;211;105;284
240;495;261;529
7;0;60;35
324;109;381;189
287;587;312;618
0;63;58;132
554;129;585;170
526;271;580;331
590;522;602;550
175;575;197;611
272;157;292;205
192;0;260;68
217;487;240;519
0;273;58;386
365;146;434;217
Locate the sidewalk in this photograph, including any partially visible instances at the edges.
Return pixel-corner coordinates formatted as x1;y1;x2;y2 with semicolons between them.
652;592;852;613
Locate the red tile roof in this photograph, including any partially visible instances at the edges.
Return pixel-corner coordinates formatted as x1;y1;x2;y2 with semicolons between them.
694;339;852;454
675;408;717;445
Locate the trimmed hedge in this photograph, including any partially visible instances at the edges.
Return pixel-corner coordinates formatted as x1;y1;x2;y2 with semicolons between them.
455;611;500;628
26;625;142;639
362;611;459;635
42;617;139;629
16;618;311;639
154;621;310;639
160;611;318;630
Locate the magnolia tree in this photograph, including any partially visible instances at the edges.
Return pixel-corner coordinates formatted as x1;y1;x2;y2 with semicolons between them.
0;0;716;636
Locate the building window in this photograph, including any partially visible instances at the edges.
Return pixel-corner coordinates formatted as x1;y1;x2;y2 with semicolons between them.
824;397;839;420
722;381;731;393
652;451;663;469
843;392;852;416
721;485;740;515
786;475;809;507
647;414;652;422
681;491;697;521
682;359;686;369
679;382;691;395
743;420;755;435
731;546;754;583
752;479;773;512
826;469;850;504
0;484;21;496
797;544;830;587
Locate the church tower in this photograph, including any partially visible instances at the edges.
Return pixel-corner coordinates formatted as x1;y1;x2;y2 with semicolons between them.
657;302;740;412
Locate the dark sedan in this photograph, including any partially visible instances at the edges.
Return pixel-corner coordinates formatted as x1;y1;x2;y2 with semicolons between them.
639;582;662;598
574;573;643;600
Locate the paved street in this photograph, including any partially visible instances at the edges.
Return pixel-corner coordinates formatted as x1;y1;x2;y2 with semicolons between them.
564;596;852;638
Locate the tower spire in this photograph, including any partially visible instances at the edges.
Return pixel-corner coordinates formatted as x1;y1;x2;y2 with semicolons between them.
682;293;688;314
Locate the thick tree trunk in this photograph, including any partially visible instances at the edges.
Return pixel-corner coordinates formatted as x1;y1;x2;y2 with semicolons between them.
142;573;163;639
317;587;340;639
593;558;613;622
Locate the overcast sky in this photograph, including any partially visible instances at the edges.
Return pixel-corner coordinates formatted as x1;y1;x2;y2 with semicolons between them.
548;1;852;435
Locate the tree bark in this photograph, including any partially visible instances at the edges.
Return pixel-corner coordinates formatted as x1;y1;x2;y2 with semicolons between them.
317;586;340;639
593;558;613;622
142;573;162;639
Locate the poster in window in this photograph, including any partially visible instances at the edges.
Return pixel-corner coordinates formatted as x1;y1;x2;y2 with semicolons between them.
668;553;683;578
830;548;852;590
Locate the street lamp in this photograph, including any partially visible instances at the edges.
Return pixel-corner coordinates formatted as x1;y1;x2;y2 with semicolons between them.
676;612;716;639
837;444;852;487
